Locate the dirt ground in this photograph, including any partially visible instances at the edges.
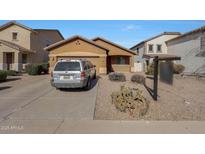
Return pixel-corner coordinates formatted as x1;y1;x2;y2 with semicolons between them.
94;73;205;120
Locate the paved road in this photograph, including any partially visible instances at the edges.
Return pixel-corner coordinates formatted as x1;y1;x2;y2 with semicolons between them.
0;75;98;133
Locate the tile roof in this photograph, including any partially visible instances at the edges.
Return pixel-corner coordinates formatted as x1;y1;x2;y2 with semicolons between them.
0;39;35;53
92;37;136;55
130;32;181;50
0;21;37;33
44;35;109;52
166;26;205;43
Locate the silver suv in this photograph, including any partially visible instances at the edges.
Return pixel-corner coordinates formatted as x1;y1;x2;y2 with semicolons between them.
51;59;96;89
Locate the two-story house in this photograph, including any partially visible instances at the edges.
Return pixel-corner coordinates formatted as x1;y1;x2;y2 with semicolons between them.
166;26;205;74
130;32;181;72
0;21;64;71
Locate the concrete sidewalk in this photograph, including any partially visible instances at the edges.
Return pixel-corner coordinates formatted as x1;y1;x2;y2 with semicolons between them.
0;119;205;133
56;120;205;134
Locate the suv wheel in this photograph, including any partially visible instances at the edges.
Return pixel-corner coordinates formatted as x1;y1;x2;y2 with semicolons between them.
93;72;96;79
85;78;92;90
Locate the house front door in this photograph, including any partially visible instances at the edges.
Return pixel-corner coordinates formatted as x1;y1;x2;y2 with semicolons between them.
107;56;112;73
6;53;13;70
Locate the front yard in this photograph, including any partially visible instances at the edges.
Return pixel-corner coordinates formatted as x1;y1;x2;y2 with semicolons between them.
94;73;205;120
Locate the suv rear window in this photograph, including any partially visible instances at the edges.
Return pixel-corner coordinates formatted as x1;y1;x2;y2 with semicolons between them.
54;62;81;71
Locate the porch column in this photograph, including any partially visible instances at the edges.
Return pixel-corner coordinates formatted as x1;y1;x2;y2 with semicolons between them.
130;56;135;72
14;52;22;71
49;56;56;72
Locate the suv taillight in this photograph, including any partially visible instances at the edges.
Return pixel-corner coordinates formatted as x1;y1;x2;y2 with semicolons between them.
81;71;86;78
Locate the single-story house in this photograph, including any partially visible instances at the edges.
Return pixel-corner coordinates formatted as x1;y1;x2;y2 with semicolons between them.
0;21;64;71
166;26;205;74
45;35;136;74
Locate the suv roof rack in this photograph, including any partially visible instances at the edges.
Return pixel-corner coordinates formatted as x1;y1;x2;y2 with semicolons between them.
57;58;88;62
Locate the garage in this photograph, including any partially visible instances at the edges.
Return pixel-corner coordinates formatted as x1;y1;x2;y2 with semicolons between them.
44;35;108;74
56;56;105;74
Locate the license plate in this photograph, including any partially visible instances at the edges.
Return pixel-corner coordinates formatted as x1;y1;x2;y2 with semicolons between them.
60;76;73;80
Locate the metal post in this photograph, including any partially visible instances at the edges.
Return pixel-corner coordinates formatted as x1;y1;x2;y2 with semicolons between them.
153;56;159;101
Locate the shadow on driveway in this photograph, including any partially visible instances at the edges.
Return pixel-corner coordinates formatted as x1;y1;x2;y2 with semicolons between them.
58;76;100;92
0;77;22;83
0;86;12;91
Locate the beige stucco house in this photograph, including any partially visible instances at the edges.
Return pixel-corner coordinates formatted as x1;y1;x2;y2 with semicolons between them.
45;36;136;74
166;26;205;74
0;21;64;71
130;32;181;72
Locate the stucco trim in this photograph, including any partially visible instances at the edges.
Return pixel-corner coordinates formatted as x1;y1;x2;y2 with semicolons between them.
49;51;107;57
44;35;109;52
0;39;35;53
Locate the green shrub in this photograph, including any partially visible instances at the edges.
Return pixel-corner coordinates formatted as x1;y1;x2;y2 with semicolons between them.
108;72;126;82
6;70;18;76
0;70;7;82
173;64;185;74
41;63;49;74
26;64;43;75
25;64;31;73
131;74;145;84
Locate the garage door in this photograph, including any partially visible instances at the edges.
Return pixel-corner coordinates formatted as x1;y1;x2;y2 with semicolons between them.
57;56;101;74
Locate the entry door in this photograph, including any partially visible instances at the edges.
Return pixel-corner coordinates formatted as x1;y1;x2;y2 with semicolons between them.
6;53;13;70
107;56;112;73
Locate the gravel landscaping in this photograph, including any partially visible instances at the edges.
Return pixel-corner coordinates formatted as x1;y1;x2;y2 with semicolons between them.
94;73;205;120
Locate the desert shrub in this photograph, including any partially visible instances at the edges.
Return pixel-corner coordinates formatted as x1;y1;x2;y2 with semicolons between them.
108;72;126;82
131;74;145;84
0;70;7;82
146;63;154;75
146;62;162;75
41;63;49;74
6;70;18;76
25;64;43;75
173;64;185;74
111;85;149;118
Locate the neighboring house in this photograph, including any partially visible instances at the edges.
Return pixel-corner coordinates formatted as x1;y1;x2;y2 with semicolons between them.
0;21;64;71
130;32;181;72
166;26;205;74
45;35;136;74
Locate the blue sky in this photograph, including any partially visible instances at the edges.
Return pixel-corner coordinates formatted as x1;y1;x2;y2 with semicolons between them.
0;20;205;48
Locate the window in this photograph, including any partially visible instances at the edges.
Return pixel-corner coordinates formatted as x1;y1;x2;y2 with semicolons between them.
54;62;81;71
46;40;52;47
136;48;139;55
156;44;162;53
201;35;205;51
148;44;153;52
12;32;18;40
22;54;27;64
114;56;129;65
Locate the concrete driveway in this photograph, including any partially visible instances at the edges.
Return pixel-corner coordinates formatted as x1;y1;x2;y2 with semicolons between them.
0;74;98;133
1;74;205;133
